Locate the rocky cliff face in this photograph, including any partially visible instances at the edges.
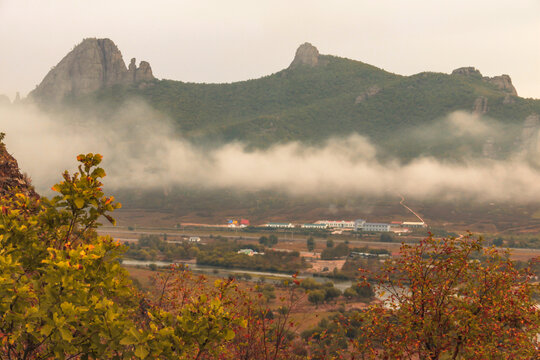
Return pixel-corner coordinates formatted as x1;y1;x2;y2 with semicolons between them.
485;75;517;96
30;38;155;102
473;96;488;115
289;43;320;68
0;134;38;199
355;85;382;104
452;67;482;78
452;66;517;96
127;58;154;83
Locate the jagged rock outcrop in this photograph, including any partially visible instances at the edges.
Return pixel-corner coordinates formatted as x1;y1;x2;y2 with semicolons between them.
355;85;382;104
127;58;154;83
452;67;482;78
30;38;155;102
473;96;488;115
289;43;319;68
485;75;517;96
451;67;517;96
0;134;38;199
503;94;516;104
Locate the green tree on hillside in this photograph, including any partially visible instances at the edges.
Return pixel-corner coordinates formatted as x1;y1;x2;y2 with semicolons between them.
268;234;278;246
307;236;315;251
379;232;393;242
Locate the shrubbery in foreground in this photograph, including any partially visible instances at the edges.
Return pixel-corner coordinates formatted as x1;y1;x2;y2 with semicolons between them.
0;154;247;359
0;153;538;359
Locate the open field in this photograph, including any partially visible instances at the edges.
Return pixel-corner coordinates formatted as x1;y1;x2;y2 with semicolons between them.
113;190;540;234
101;225;540;261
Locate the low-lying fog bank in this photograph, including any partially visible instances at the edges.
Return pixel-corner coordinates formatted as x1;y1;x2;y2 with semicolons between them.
2;101;540;203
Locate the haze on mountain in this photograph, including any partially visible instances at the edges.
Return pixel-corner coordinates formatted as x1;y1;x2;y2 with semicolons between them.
3;37;540;228
26;37;540;162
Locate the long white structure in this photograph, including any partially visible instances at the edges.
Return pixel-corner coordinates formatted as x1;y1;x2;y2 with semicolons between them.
315;220;356;228
362;223;391;232
301;223;328;229
402;221;426;228
354;219;366;231
265;222;295;228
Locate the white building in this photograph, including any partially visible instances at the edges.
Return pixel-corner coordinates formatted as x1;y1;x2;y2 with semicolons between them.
301;223;328;229
265;222;295;228
354;219;366;231
363;223;391;232
402;221;426;228
188;236;201;242
315;220;356;229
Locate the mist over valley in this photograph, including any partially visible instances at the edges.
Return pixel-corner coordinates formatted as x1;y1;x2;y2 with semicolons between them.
3;38;540;231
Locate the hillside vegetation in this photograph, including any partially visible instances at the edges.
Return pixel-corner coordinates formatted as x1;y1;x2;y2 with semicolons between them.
66;50;540;160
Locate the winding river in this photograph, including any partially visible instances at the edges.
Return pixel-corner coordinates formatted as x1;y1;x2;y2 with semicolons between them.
121;259;354;291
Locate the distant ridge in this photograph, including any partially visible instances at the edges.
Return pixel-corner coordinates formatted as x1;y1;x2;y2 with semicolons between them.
28;39;540;161
451;66;517;96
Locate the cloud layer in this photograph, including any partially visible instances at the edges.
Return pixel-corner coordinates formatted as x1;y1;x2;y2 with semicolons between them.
2;101;540;203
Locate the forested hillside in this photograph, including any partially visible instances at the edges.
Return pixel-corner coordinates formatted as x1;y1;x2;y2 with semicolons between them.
51;42;540;160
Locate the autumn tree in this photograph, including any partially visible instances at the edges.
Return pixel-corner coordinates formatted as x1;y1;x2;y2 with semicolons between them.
150;267;307;360
0;153;243;359
352;234;539;359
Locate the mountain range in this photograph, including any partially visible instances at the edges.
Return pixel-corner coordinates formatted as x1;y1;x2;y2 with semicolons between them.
4;38;540;229
25;38;540;161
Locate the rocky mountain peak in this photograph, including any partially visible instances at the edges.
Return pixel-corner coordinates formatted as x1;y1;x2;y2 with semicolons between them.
30;38;155;102
452;67;482;77
289;42;320;68
452;66;517;96
486;74;517;96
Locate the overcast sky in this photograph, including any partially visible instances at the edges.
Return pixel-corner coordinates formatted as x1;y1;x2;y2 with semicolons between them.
1;0;539;100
